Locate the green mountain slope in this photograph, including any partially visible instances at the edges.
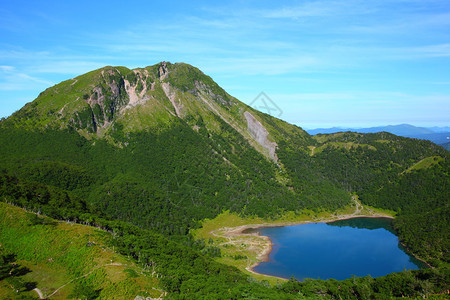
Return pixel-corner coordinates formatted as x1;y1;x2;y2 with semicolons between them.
0;202;161;299
0;62;448;297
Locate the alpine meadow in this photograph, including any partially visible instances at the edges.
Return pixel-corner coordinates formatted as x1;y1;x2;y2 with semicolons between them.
0;62;448;299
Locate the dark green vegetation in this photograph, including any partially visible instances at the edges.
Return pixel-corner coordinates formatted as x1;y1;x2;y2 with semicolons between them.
0;251;35;296
0;62;448;298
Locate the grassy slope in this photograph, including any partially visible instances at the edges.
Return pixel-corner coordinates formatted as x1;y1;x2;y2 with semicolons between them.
405;155;444;173
0;202;161;299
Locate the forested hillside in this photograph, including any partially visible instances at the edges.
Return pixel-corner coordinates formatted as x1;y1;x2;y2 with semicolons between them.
1;173;448;298
0;62;448;298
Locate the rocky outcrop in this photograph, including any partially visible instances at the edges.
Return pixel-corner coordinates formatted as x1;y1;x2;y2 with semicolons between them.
161;82;182;117
194;81;230;106
71;69;129;132
158;62;169;80
124;78;139;105
123;70;152;110
244;111;278;161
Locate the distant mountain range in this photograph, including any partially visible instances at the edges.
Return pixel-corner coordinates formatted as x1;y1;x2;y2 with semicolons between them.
306;124;450;148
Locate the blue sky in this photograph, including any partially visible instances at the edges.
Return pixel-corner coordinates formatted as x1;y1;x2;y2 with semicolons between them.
1;0;449;128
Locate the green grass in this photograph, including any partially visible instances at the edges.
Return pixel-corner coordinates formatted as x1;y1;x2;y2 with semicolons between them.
0;202;161;299
405;156;444;173
312;132;363;144
311;142;377;155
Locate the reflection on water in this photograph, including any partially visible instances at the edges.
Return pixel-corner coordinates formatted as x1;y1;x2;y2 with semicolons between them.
252;218;424;281
328;217;395;233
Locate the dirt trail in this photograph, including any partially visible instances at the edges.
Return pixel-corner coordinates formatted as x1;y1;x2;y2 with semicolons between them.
33;288;45;299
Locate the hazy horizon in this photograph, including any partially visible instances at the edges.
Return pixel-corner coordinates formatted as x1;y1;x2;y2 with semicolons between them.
301;123;450;130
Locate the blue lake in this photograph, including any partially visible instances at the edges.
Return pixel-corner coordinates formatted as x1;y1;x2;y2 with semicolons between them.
249;217;425;281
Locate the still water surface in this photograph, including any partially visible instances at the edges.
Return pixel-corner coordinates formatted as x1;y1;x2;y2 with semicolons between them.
250;217;424;281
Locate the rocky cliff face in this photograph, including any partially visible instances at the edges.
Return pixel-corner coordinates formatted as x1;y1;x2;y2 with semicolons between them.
71;68;128;132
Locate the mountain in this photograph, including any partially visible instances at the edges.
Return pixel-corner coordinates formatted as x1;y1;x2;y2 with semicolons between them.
411;132;450;145
306;124;450;146
0;62;448;298
306;124;433;136
306;124;436;136
357;124;434;136
2;62;349;227
306;126;348;135
427;126;450;133
441;141;450;151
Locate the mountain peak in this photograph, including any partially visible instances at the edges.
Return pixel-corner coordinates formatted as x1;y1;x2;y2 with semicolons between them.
8;62;226;130
158;61;170;80
4;62;305;161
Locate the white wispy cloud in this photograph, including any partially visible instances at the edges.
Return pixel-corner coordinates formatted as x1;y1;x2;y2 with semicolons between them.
0;49;111;75
200;55;322;76
28;60;109;74
259;0;377;19
0;65;53;91
408;44;450;58
0;65;15;72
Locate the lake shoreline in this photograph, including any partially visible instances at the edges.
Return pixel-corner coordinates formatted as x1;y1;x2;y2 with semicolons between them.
398;241;433;269
221;213;396;279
